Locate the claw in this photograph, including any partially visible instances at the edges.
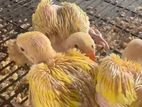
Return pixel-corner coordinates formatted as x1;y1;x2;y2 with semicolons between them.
89;26;109;50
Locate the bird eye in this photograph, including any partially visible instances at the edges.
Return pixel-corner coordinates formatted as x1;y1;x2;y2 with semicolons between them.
74;44;79;49
20;47;25;51
91;45;94;48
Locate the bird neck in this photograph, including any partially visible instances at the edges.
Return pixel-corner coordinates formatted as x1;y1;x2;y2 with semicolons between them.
33;49;57;65
60;39;71;52
54;41;68;52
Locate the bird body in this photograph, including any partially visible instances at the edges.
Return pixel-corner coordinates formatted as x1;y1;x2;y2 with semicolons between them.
122;39;142;107
27;50;98;107
32;0;90;50
96;54;142;106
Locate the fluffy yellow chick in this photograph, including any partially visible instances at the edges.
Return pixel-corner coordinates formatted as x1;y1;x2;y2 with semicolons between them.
122;39;142;107
32;0;109;50
122;38;142;65
16;31;99;107
59;32;96;60
96;54;142;106
7;31;96;65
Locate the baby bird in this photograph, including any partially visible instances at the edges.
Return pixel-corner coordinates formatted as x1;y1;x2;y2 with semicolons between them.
32;0;109;50
7;31;96;65
16;31;99;107
96;54;142;106
122;38;142;107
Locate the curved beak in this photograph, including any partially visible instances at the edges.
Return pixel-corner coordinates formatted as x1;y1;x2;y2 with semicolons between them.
86;52;96;61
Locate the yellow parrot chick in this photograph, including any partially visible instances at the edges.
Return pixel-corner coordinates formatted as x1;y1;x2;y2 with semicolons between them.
122;38;142;65
16;31;99;107
7;31;96;66
96;54;142;106
32;0;109;50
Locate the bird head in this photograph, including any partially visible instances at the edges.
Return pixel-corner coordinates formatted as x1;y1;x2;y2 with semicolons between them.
122;39;142;65
16;31;56;64
7;39;31;66
63;32;96;61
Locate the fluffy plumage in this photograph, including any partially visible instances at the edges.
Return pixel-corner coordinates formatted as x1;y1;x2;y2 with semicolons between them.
32;0;109;50
32;0;89;48
16;31;99;107
27;50;98;107
122;39;142;107
96;54;142;106
130;73;142;107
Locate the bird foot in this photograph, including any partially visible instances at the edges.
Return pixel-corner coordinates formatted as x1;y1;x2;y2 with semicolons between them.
89;26;109;50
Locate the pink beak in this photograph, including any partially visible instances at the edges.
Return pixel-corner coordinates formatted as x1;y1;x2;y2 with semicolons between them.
86;52;96;61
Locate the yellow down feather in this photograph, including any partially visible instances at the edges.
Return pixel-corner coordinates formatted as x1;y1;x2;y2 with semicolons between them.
32;0;89;45
96;54;142;106
27;49;98;107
